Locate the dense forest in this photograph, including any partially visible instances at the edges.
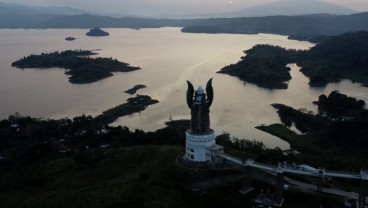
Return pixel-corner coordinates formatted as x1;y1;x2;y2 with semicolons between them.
0;104;297;208
297;31;368;86
315;91;366;118
220;31;368;89
218;45;299;89
0;90;364;208
11;50;140;84
0;108;361;207
262;92;368;169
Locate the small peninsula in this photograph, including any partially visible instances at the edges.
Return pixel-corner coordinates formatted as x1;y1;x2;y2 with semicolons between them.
11;50;140;84
124;84;146;95
86;28;109;36
218;45;298;89
94;95;158;125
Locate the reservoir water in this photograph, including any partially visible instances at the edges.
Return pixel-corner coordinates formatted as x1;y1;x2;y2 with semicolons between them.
1;28;367;149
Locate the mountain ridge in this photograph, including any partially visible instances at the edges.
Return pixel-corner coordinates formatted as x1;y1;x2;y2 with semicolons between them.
217;0;357;18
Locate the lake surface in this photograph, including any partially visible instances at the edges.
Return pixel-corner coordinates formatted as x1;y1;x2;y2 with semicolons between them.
1;28;367;149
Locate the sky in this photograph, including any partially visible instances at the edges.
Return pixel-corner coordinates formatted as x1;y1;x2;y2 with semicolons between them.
2;0;368;15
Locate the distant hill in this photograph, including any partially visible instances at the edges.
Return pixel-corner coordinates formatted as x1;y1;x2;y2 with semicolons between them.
0;2;92;28
0;1;367;40
0;2;90;16
181;12;368;38
219;0;357;18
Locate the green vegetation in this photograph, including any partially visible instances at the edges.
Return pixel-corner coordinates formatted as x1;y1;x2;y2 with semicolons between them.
0;104;353;208
86;28;109;36
220;31;368;88
218;45;299;89
0;144;346;208
298;31;368;87
0;112;347;208
216;133;285;165
0;146;194;208
257;98;368;170
124;84;147;95
316;90;366;118
94;95;158;125
11;50;140;84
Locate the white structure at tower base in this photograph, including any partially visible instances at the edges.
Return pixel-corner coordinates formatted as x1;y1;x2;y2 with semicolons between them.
185;130;223;163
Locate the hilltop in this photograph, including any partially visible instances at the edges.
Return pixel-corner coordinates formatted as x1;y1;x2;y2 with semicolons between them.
0;100;364;207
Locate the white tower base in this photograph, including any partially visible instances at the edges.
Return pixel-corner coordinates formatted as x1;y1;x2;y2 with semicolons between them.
185;130;219;163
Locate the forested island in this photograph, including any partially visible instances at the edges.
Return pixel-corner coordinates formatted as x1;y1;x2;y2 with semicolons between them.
11;50;140;84
218;45;298;89
86;28;109;36
220;31;368;89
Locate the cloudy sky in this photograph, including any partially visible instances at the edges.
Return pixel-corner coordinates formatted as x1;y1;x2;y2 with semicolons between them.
2;0;368;15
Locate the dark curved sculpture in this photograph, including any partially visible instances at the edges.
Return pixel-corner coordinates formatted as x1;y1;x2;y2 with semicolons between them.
186;78;213;135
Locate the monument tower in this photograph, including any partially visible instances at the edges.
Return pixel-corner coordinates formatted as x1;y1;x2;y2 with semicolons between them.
185;78;223;163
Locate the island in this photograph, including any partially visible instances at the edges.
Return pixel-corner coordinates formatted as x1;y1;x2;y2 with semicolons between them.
86;28;109;36
124;84;146;95
218;45;297;89
65;37;76;41
11;50;141;84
